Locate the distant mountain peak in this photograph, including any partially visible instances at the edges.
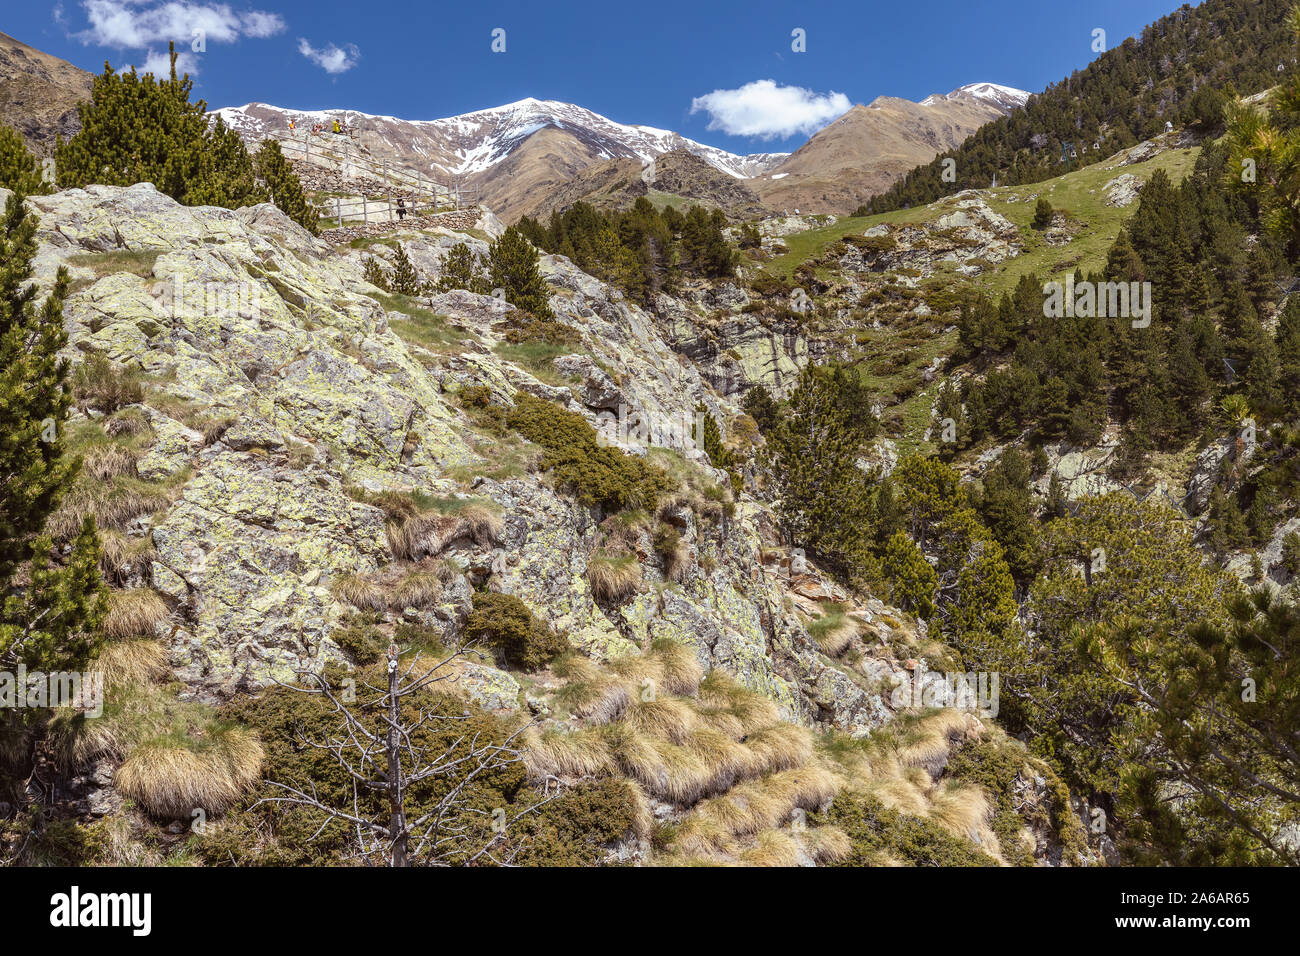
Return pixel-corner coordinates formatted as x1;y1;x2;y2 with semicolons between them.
755;81;1027;215
919;82;1030;109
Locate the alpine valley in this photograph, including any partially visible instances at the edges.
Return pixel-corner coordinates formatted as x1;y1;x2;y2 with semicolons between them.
0;0;1298;874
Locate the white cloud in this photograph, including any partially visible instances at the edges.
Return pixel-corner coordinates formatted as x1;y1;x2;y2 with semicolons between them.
74;1;286;48
689;79;850;139
137;47;200;77
297;38;360;74
241;10;283;38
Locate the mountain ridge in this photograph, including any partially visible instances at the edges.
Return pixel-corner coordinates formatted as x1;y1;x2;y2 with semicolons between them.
217;82;1026;220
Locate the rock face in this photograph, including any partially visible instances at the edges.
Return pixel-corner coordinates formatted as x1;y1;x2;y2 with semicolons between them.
1104;173;1143;207
1224;516;1300;589
27;181;909;739
1186;432;1257;515
152;450;390;695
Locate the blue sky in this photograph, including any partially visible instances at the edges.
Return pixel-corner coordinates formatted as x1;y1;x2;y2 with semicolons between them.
17;0;1186;154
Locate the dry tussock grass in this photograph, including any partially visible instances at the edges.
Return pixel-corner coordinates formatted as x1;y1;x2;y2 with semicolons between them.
391;569;444;608
92;639;169;690
53;681;179;767
738;829;802;867
928;779;999;856
331;560;456;612
586;553;641;603
553;654;631;723
607;639;703;698
331;573;387;612
622;697;698;744
697;670;782;733
809;612;858;657
523;727;617;778
103;589;168;641
84;444;139;481
894;708;969;770
799;825;852;864
386;503;502;560
115;727;263;819
523;641;884;867
48;478;175;542
98;529;158;584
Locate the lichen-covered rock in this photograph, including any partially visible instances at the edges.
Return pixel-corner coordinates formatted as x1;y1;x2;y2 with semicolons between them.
151;449;388;697
1186;431;1257;515
483;479;636;660
135;410;203;481
447;656;522;711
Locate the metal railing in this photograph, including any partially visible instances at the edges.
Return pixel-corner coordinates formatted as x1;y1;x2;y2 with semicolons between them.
277;130;478;219
320;194;465;228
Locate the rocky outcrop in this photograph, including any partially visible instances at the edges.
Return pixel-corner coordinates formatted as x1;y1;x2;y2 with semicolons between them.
1104;173;1143;207
837;192;1022;280
26;181;905;739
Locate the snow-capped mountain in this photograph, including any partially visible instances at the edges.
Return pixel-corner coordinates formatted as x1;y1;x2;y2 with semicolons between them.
216;82;1024;220
918;82;1031;111
215;98;787;181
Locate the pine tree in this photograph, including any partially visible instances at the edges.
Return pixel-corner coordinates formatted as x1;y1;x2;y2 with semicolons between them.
435;242;489;294
56;45;207;200
1027;495;1232;801
1032;197;1054;230
362;255;390;292
975;448;1040;586
741;384;780;435
1105;228;1146;281
1224;5;1300;257
188;115;265;210
0;193;77;583
881;531;937;619
0;122;48;195
254;139;319;235
387;242;421;296
489;226;553;319
766;365;876;581
1276;295;1300;415
1091;589;1300;864
695;403;731;470
0;194;106;780
56;44;315;232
